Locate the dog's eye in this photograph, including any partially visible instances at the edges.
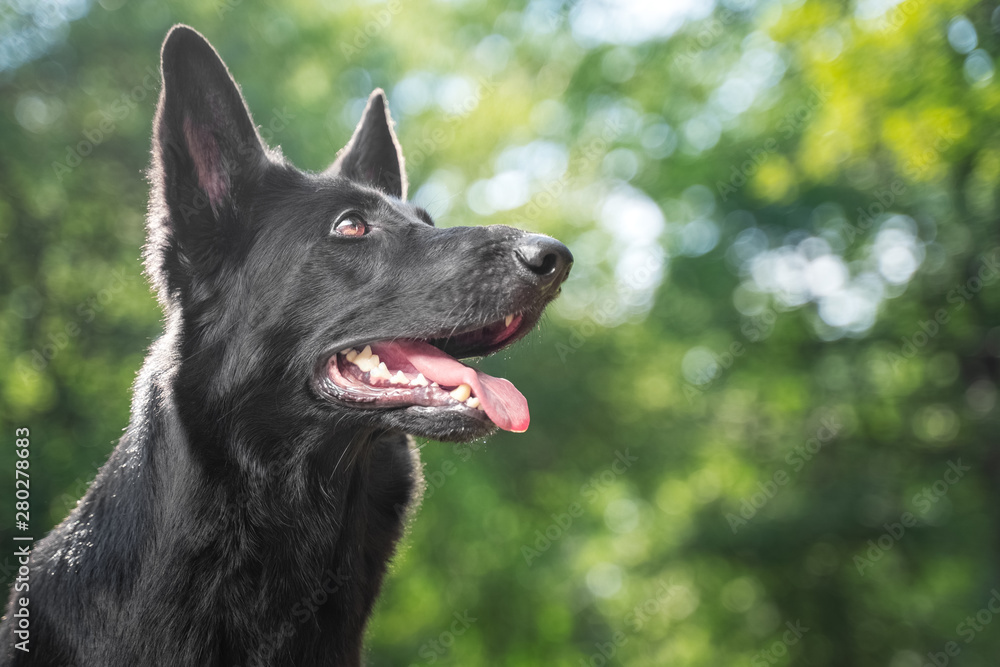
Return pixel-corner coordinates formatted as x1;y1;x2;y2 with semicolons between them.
332;216;368;238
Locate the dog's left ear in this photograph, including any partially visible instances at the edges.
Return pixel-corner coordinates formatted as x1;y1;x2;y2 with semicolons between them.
326;90;407;200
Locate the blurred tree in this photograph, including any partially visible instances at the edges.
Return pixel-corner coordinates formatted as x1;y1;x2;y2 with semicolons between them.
2;0;999;665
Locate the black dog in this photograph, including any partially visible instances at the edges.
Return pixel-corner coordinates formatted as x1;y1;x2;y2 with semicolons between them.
0;25;571;667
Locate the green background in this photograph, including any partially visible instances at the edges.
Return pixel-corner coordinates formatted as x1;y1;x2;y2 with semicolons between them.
3;0;1000;664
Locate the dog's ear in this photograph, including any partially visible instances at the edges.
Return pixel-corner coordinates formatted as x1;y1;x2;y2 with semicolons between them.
326;90;407;200
148;25;269;300
152;25;267;235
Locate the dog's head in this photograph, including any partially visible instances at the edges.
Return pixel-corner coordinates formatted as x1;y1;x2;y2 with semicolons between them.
148;25;571;443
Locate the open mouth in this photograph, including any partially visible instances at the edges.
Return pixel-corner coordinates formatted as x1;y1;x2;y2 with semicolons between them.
322;313;533;432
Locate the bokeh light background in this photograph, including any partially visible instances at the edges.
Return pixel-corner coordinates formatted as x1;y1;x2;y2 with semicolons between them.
3;0;1000;664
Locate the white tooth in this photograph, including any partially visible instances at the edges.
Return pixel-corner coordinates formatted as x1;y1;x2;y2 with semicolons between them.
355;352;379;373
390;371;409;385
505;314;514;327
430;382;439;388
345;349;358;362
370;362;392;380
357;345;373;360
450;384;471;402
411;373;429;387
466;397;480;409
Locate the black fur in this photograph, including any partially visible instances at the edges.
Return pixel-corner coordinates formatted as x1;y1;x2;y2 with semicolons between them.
0;25;571;666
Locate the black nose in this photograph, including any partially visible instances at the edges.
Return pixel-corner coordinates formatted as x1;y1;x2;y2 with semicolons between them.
514;234;573;287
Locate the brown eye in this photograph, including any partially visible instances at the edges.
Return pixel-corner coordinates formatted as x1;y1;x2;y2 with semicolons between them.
332;216;368;237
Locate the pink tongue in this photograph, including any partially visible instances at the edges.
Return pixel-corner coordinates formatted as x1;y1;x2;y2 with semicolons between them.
377;339;530;433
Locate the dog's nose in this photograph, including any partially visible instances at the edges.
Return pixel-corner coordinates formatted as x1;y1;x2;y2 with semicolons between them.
514;234;573;287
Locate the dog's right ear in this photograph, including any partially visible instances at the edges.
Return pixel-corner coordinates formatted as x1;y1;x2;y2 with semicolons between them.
149;25;267;291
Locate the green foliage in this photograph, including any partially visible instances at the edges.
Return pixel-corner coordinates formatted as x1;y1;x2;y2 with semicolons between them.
3;0;1000;664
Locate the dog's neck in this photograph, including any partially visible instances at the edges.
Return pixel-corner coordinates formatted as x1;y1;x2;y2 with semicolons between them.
100;339;421;665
